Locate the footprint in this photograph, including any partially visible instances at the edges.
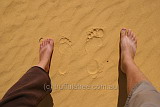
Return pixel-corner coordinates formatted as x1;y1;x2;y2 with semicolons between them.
58;37;72;75
85;28;105;77
85;28;104;53
59;37;72;54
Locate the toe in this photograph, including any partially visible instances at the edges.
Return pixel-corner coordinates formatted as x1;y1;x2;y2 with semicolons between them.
43;40;46;46
129;31;134;39
127;29;131;36
120;28;127;38
40;43;43;48
42;41;45;46
127;29;131;38
47;39;50;44
44;39;48;45
49;39;54;45
133;35;136;40
131;31;134;36
134;36;137;43
131;32;136;40
132;37;135;41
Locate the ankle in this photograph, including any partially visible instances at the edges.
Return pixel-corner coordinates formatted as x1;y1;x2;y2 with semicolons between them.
121;56;135;72
122;55;134;63
37;62;49;72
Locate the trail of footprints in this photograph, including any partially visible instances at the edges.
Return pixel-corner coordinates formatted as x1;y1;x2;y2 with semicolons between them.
58;28;105;76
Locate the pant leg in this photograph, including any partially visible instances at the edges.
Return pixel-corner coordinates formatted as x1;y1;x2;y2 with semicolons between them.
125;81;160;107
0;66;52;107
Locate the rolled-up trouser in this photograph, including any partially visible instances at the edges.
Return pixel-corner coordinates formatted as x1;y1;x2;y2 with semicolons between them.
0;66;52;107
125;81;160;107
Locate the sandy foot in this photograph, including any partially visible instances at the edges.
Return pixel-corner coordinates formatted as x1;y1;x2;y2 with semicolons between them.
120;28;137;73
37;39;54;72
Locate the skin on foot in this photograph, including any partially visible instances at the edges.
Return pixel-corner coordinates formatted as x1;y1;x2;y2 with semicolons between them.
37;39;54;73
120;28;137;73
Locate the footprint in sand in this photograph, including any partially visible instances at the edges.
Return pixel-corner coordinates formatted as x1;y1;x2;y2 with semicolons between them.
85;28;104;77
85;28;104;53
58;37;72;75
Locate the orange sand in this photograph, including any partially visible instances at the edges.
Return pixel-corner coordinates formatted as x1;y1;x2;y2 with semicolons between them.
0;0;160;107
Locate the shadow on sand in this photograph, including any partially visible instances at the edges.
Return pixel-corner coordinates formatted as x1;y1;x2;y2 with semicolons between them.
117;43;128;107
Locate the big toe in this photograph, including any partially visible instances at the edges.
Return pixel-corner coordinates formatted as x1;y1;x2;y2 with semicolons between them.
120;28;127;38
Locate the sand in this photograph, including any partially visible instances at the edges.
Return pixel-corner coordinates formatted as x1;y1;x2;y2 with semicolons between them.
0;0;160;107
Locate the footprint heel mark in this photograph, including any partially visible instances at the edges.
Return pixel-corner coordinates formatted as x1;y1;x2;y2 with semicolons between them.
85;28;104;53
58;67;69;75
87;59;104;78
87;60;99;75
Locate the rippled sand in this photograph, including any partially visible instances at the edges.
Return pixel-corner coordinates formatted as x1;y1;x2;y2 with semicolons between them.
0;0;160;106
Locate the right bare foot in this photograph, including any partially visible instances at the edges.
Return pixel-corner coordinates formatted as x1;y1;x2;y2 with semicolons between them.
120;28;137;73
37;39;54;73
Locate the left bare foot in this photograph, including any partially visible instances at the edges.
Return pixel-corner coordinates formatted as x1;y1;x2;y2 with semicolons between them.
37;39;54;72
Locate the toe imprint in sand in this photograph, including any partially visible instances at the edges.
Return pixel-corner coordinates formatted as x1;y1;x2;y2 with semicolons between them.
85;28;104;53
59;37;72;54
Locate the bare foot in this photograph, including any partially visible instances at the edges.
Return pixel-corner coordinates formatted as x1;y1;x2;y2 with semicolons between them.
120;28;137;73
37;39;54;72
